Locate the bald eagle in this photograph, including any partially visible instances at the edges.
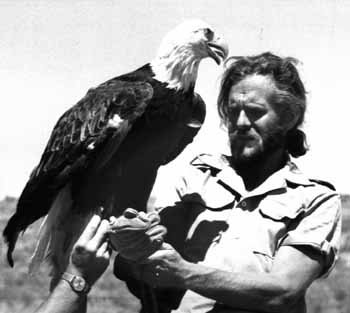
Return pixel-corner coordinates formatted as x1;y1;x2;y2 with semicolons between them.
3;20;228;278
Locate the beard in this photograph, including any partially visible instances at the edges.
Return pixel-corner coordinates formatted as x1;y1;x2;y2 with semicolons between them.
229;126;286;172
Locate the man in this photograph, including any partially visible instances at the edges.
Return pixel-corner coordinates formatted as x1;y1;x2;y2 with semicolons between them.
35;52;342;313
115;52;342;313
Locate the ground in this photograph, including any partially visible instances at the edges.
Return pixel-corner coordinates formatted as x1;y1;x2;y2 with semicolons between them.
1;195;349;313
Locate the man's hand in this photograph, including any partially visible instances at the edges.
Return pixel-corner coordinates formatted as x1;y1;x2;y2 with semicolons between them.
66;212;112;286
140;243;189;288
33;213;112;313
109;208;167;261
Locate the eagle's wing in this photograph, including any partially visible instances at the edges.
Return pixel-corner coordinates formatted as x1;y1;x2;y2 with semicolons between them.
3;79;153;266
162;92;206;165
34;80;153;180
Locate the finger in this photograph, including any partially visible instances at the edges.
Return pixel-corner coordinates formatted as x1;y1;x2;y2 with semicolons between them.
150;235;164;249
143;243;173;261
109;216;118;223
147;212;161;226
123;208;139;219
141;250;169;263
160;242;174;250
103;249;111;260
77;214;102;245
137;211;150;222
99;242;111;261
109;216;119;229
146;225;167;237
88;219;111;250
96;241;109;257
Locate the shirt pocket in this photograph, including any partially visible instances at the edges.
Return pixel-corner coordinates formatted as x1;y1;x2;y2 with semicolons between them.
251;195;307;260
258;194;306;221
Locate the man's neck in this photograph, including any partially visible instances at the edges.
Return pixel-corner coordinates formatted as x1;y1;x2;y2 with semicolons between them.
231;149;288;192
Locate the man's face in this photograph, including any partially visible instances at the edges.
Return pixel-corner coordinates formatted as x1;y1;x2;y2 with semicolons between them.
227;74;289;167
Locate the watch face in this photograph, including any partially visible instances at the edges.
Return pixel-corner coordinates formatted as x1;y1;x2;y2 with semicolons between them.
72;276;86;292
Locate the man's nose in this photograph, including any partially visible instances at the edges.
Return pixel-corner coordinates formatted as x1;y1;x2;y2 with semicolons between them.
236;110;251;130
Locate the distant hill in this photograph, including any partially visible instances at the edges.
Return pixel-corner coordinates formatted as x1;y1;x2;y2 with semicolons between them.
1;195;349;313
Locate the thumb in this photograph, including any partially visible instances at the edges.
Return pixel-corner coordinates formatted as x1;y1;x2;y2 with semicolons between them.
160;242;174;250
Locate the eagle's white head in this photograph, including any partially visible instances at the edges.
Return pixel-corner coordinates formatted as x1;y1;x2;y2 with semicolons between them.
151;19;229;91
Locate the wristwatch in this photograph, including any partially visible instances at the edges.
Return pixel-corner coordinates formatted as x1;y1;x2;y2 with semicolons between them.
61;272;91;294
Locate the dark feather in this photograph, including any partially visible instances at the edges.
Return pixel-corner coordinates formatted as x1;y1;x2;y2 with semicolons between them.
3;74;153;266
3;64;206;267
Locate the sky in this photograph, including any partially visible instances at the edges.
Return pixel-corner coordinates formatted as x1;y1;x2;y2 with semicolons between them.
0;0;349;199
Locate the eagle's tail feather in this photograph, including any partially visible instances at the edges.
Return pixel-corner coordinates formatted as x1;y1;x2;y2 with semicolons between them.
28;215;51;275
3;174;60;267
28;184;75;279
3;216;21;267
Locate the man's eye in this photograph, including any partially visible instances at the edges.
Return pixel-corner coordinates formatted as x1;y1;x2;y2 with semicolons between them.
245;106;266;120
227;104;239;115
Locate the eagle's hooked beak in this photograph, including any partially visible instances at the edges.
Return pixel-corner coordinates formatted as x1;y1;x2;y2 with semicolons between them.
207;35;229;65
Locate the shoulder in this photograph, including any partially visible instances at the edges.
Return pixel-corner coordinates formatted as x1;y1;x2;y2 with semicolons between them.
268;163;342;223
304;176;339;205
281;172;342;278
308;178;336;191
301;176;340;213
293;171;342;223
286;162;338;196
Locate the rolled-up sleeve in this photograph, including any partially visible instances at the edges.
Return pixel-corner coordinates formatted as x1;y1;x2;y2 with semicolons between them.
280;192;342;278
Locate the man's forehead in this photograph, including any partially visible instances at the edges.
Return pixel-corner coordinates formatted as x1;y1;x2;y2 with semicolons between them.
229;74;276;100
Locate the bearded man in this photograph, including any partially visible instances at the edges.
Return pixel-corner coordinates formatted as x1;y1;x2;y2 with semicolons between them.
114;52;342;313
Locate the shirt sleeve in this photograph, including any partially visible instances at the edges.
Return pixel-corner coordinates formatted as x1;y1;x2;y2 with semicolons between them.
280;191;342;278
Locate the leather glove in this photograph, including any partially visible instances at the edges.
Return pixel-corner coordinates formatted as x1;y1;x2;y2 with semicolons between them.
108;208;167;261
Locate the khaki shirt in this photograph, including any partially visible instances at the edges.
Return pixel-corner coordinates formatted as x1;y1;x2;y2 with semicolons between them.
156;154;342;313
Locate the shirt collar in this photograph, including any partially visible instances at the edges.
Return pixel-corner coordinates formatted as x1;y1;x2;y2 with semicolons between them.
216;156;315;198
283;161;315;186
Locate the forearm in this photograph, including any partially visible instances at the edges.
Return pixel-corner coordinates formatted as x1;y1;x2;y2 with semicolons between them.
35;280;87;313
33;213;113;313
180;262;297;313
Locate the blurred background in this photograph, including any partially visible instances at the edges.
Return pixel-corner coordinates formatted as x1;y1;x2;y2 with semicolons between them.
0;1;349;312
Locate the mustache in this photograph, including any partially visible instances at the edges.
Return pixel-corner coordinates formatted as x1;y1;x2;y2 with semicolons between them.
228;130;256;140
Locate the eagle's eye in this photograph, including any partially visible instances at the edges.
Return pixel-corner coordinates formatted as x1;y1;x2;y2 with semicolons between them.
203;28;214;41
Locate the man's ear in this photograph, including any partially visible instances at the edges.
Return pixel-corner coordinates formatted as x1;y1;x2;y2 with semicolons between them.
270;90;304;132
276;107;300;135
284;109;301;132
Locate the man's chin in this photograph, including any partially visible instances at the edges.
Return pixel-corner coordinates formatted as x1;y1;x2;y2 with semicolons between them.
231;155;258;168
229;148;264;169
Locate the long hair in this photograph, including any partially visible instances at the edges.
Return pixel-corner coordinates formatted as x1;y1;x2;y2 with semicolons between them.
217;52;308;158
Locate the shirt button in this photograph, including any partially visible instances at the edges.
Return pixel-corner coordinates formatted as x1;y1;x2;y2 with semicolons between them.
241;201;247;207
